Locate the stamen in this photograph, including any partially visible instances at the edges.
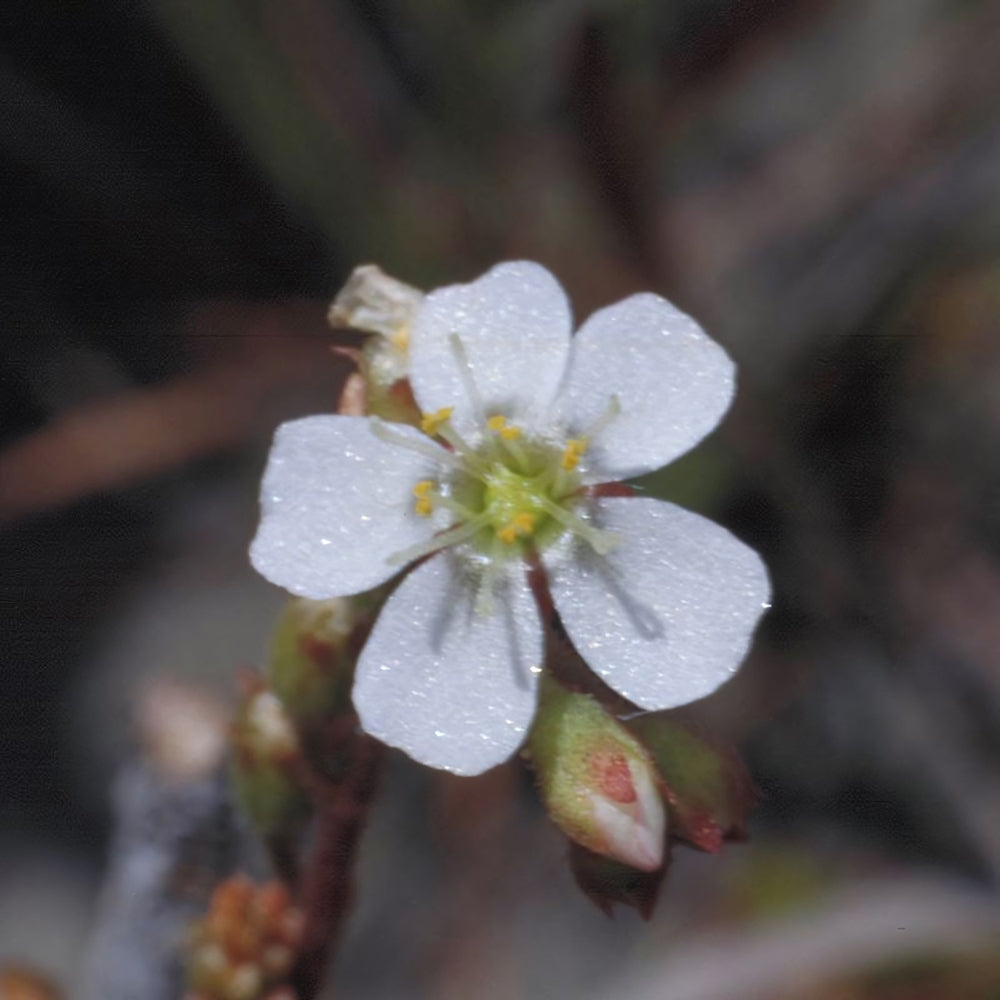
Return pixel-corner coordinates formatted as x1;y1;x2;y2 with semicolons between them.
549;395;622;492
496;511;536;545
410;477;480;528
512;511;537;534
487;415;522;441
502;436;533;472
369;417;459;467
448;333;487;424
431;493;479;521
434;422;475;458
412;480;435;517
534;496;619;555
386;514;492;567
561;438;587;471
474;539;507;617
420;406;454;436
485;414;532;470
584;393;622;441
432;419;490;477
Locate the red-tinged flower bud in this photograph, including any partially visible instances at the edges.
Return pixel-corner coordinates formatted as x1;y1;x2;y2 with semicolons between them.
627;715;756;853
231;685;309;837
267;596;378;731
187;877;304;1000
527;677;667;872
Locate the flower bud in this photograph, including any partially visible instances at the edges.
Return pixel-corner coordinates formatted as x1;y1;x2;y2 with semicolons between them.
231;685;309;837
527;677;666;872
186;877;304;1000
327;264;422;343
327;264;422;426
267;596;376;730
627;715;756;853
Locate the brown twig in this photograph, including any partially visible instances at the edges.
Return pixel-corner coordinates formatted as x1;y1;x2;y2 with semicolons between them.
291;731;385;1000
0;300;339;525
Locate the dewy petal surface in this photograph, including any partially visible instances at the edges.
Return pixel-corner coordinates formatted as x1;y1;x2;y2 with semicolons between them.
545;497;770;711
250;415;442;599
551;294;735;481
408;261;572;435
353;552;544;775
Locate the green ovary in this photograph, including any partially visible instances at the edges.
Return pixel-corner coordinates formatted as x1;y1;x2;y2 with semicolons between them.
452;447;581;556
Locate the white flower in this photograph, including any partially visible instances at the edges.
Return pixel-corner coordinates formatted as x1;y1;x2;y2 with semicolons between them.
251;262;770;776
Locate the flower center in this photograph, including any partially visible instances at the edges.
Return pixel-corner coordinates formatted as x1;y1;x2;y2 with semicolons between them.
482;463;548;544
371;335;621;604
399;406;621;569
453;432;582;554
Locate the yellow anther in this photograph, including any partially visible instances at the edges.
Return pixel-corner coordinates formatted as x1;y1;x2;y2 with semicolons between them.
420;406;454;436
498;525;518;544
390;326;410;351
498;511;536;545
487;414;523;441
413;479;435;516
511;512;536;535
561;438;588;471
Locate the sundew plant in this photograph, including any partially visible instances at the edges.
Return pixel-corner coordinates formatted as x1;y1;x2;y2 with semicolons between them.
188;262;770;1000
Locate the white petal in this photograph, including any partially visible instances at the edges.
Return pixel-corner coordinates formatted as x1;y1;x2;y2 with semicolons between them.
408;261;572;436
250;415;444;598
587;780;664;872
353;552;543;775
551;294;735;480
545;497;769;710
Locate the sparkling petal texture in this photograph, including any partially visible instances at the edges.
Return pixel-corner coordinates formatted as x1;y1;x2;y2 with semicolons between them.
408;261;572;435
551;293;735;481
353;552;543;775
545;497;770;711
250;416;442;599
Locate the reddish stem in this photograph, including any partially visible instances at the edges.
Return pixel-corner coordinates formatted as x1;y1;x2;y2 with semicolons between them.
291;732;385;999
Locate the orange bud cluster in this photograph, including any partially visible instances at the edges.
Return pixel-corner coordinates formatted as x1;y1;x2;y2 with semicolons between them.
185;877;304;1000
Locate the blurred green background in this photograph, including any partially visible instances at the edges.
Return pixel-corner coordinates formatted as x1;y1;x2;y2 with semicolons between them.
2;1;1000;997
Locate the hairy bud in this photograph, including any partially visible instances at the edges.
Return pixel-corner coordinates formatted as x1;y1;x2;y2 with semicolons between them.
267;596;376;730
527;677;666;872
628;715;756;853
231;685;308;837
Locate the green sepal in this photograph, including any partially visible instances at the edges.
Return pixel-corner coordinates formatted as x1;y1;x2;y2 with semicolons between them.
628;715;756;853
